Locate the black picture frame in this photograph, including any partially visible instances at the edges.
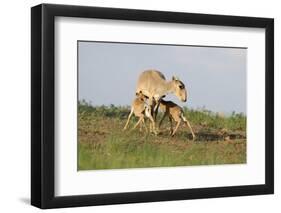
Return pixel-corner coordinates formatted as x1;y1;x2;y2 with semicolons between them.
31;3;274;209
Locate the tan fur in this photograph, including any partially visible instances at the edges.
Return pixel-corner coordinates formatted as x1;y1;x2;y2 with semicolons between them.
158;100;195;140
135;70;188;133
136;70;187;103
123;92;156;134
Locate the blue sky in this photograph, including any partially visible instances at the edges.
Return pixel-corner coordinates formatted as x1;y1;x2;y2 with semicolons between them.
78;41;247;114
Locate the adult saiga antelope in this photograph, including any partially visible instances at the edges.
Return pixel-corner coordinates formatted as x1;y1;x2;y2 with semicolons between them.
158;99;195;140
136;70;187;133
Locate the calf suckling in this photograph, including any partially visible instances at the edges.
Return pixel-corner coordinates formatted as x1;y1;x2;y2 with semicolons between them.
158;99;195;140
123;91;156;134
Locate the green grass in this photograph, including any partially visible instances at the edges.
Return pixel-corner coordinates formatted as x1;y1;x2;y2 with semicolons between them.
78;101;246;170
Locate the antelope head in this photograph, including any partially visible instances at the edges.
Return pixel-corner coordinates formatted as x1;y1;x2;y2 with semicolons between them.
171;76;187;102
135;91;148;101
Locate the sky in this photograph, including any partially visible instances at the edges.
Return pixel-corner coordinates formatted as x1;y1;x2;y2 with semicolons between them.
78;41;247;114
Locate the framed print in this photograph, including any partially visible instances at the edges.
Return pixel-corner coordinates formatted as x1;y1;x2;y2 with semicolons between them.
31;3;274;209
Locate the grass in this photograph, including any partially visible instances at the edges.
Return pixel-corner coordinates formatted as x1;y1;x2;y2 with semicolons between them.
78;101;246;170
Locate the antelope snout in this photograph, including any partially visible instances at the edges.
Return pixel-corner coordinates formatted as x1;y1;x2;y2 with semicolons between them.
181;93;188;102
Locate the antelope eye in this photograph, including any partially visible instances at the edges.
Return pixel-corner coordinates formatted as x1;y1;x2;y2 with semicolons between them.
179;85;184;89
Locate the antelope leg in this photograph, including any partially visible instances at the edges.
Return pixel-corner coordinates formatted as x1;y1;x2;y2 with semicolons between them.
172;120;181;136
147;111;157;135
169;116;173;135
133;117;143;130
146;99;157;134
123;108;134;130
159;113;167;129
185;120;196;140
141;118;148;132
181;114;196;140
154;101;160;122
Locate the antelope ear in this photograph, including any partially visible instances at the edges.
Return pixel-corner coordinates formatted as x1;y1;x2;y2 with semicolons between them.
172;76;179;81
136;91;142;96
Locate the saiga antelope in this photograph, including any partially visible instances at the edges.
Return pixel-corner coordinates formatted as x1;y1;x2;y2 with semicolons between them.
123;92;156;133
158;99;195;140
135;70;188;133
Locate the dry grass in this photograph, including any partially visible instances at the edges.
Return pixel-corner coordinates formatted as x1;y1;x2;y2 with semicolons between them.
78;103;246;170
